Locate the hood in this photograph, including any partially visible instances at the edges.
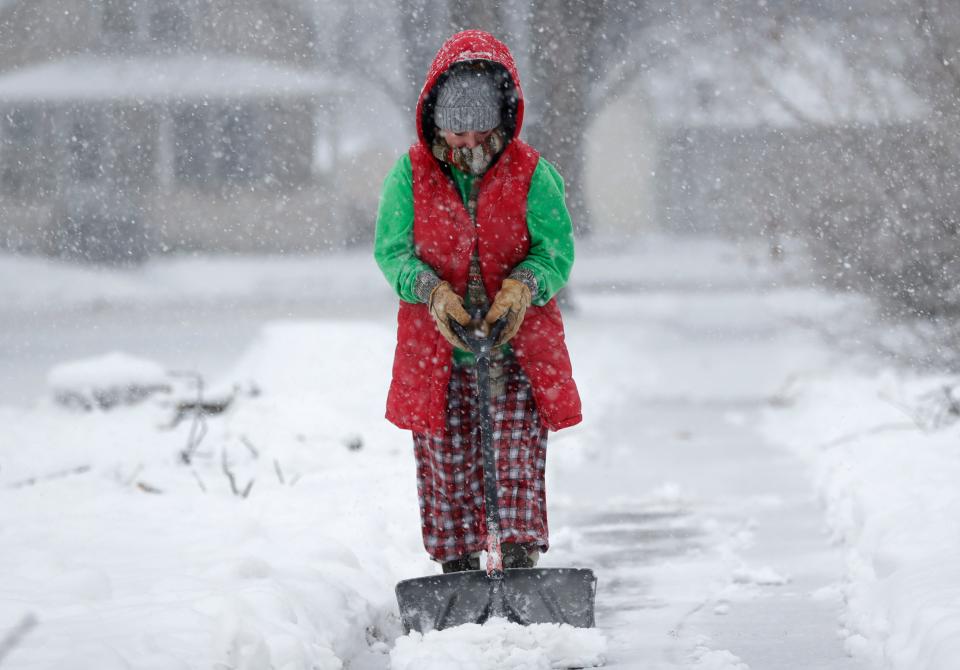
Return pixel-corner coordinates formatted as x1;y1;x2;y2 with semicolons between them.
416;30;525;147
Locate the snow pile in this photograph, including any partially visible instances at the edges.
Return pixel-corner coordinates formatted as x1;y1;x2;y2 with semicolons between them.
47;351;171;409
731;564;790;587
0;321;423;668
761;370;960;670
691;646;750;670
390;619;606;670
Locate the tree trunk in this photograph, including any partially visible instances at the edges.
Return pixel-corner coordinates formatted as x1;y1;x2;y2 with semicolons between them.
398;0;449;118
525;0;606;237
448;1;503;36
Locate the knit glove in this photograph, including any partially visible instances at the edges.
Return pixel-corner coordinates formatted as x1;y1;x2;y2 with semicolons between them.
428;281;472;350
484;278;532;346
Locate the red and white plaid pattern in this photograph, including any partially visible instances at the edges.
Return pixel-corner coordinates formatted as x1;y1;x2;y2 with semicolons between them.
412;356;549;563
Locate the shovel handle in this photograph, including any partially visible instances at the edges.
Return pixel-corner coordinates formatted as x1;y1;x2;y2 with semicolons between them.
450;311;508;578
450;315;508;357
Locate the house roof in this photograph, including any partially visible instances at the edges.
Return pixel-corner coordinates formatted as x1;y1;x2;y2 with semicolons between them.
0;54;344;104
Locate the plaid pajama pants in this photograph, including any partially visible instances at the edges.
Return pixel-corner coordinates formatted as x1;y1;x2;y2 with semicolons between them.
412;355;549;563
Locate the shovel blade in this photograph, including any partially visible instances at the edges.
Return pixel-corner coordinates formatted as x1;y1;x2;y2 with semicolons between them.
396;567;597;633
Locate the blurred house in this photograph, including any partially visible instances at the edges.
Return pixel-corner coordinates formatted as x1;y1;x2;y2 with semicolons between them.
585;22;926;244
0;0;365;262
653;31;926;243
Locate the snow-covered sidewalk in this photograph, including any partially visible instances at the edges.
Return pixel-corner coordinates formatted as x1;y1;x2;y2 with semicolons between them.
0;235;928;669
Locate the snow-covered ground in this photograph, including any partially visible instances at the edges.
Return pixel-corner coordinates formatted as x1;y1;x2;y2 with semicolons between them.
0;234;940;669
0;251;395;405
760;371;960;670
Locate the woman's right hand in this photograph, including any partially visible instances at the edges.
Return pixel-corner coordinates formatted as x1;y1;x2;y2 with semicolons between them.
428;281;472;350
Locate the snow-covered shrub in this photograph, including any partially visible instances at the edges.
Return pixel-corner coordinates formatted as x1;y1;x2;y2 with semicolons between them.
47;351;171;410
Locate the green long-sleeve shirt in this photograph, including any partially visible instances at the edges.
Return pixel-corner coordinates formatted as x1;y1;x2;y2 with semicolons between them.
374;153;575;307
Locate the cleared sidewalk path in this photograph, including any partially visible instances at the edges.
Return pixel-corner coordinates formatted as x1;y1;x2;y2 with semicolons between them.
544;238;868;669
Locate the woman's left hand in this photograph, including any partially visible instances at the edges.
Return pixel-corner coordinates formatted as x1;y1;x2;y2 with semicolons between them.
484;278;532;346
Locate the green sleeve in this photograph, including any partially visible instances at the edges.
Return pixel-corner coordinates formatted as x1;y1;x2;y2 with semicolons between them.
373;154;434;303
516;158;575;306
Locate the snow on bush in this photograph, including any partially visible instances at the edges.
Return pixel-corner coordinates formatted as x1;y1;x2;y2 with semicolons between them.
47;351;171;410
390;618;606;670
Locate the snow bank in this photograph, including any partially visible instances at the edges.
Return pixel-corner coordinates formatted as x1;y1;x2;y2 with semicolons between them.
390;618;606;670
0;321;421;668
761;370;960;670
1;319;615;668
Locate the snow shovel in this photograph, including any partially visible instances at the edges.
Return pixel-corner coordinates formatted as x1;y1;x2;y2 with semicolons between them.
395;314;597;634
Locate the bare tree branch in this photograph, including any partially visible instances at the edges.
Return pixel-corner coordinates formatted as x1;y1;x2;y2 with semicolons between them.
918;0;960;97
240;436;259;459
817;421;920;451
448;0;502;37
8;466;91;490
0;613;38;667
221;449;254;499
191;468;207;493
170;371;210;465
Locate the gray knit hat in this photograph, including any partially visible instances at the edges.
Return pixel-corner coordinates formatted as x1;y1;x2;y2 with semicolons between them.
434;68;501;133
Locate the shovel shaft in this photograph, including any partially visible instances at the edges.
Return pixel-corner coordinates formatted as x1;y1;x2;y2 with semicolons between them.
476;351;504;577
452;317;507;578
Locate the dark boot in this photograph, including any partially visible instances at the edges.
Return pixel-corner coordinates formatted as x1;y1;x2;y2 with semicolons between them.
502;542;539;569
441;554;480;573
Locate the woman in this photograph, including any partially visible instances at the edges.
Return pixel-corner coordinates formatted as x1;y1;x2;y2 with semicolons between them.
374;30;581;573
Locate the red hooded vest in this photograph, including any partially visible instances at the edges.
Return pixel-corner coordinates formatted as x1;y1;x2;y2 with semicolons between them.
385;30;582;435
